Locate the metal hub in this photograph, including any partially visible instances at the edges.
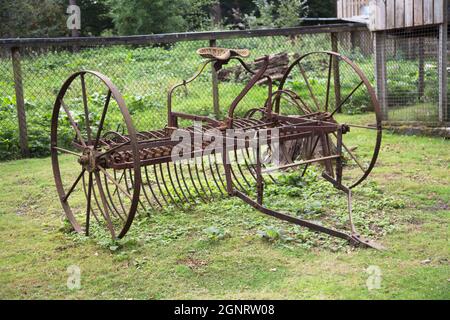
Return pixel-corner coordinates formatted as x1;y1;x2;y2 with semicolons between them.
78;147;97;173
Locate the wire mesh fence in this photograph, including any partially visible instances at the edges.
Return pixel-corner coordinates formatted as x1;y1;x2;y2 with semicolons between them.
382;26;443;123
0;25;446;160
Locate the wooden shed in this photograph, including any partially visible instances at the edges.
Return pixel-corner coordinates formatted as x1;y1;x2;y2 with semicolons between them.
337;0;449;123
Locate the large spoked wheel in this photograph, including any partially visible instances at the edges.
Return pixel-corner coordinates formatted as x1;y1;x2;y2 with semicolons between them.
51;71;141;239
274;51;382;189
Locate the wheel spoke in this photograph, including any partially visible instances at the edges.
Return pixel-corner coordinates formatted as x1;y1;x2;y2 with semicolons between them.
297;63;321;111
345;123;379;130
94;171;116;238
332;132;366;172
94;90;112;149
80;74;92;144
330;81;364;116
52;146;82;157
97;165;133;200
85;172;93;236
60;99;87;147
62;169;85;202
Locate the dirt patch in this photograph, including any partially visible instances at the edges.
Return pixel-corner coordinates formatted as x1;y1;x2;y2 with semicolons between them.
177;256;208;270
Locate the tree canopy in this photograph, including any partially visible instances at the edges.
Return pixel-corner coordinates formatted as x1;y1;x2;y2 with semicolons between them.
0;0;337;38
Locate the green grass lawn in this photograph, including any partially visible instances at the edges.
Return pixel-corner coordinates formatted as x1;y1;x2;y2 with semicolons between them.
0;125;449;299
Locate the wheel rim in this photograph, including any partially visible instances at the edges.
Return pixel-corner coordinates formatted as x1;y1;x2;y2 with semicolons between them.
275;51;382;189
51;71;141;238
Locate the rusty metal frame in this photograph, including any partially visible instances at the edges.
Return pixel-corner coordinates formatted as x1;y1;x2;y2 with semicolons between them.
51;49;384;249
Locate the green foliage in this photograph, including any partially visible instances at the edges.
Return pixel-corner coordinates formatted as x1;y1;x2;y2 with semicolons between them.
244;0;308;29
107;0;215;35
0;130;449;299
203;226;230;241
78;0;114;36
276;0;309;28
257;226;293;243
306;0;336;18
0;0;67;37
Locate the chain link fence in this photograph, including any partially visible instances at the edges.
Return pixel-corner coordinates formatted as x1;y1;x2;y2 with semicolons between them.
0;25;446;160
381;26;444;123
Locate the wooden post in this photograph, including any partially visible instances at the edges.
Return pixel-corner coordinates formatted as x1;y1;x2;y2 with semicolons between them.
69;0;80;52
11;47;30;157
210;39;220;119
374;32;388;120
418;38;425;101
438;0;448;122
350;31;357;52
331;33;341;113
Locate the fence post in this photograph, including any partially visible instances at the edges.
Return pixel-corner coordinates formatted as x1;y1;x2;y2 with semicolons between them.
374;31;388;121
438;2;448;123
210;39;220;119
331;33;341;113
69;0;80;52
418;38;425;101
11;47;30;157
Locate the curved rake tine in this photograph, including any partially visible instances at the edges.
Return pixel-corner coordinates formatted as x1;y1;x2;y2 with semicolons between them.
97;140;130;159
80;74;92;144
158;163;182;207
94;171;116;238
172;162;195;204
112;170;125;196
207;154;225;196
200;158;216;198
212;152;227;191
234;147;252;188
234;118;276;184
98;165;132;199
229;121;253;188
60;99;87;148
112;169;131;218
229;159;246;192
103;175;125;221
153;164;178;208
193;160;214;199
278;92;312;115
138;167;156;211
82;173;100;224
178;161;202;202
126;168;147;211
165;162;189;204
297;63;321;111
240;147;257;182
87;173;108;223
144;166;164;208
186;162;209;202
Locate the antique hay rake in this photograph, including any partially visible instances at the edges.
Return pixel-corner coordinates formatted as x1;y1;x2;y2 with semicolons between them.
51;48;383;249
